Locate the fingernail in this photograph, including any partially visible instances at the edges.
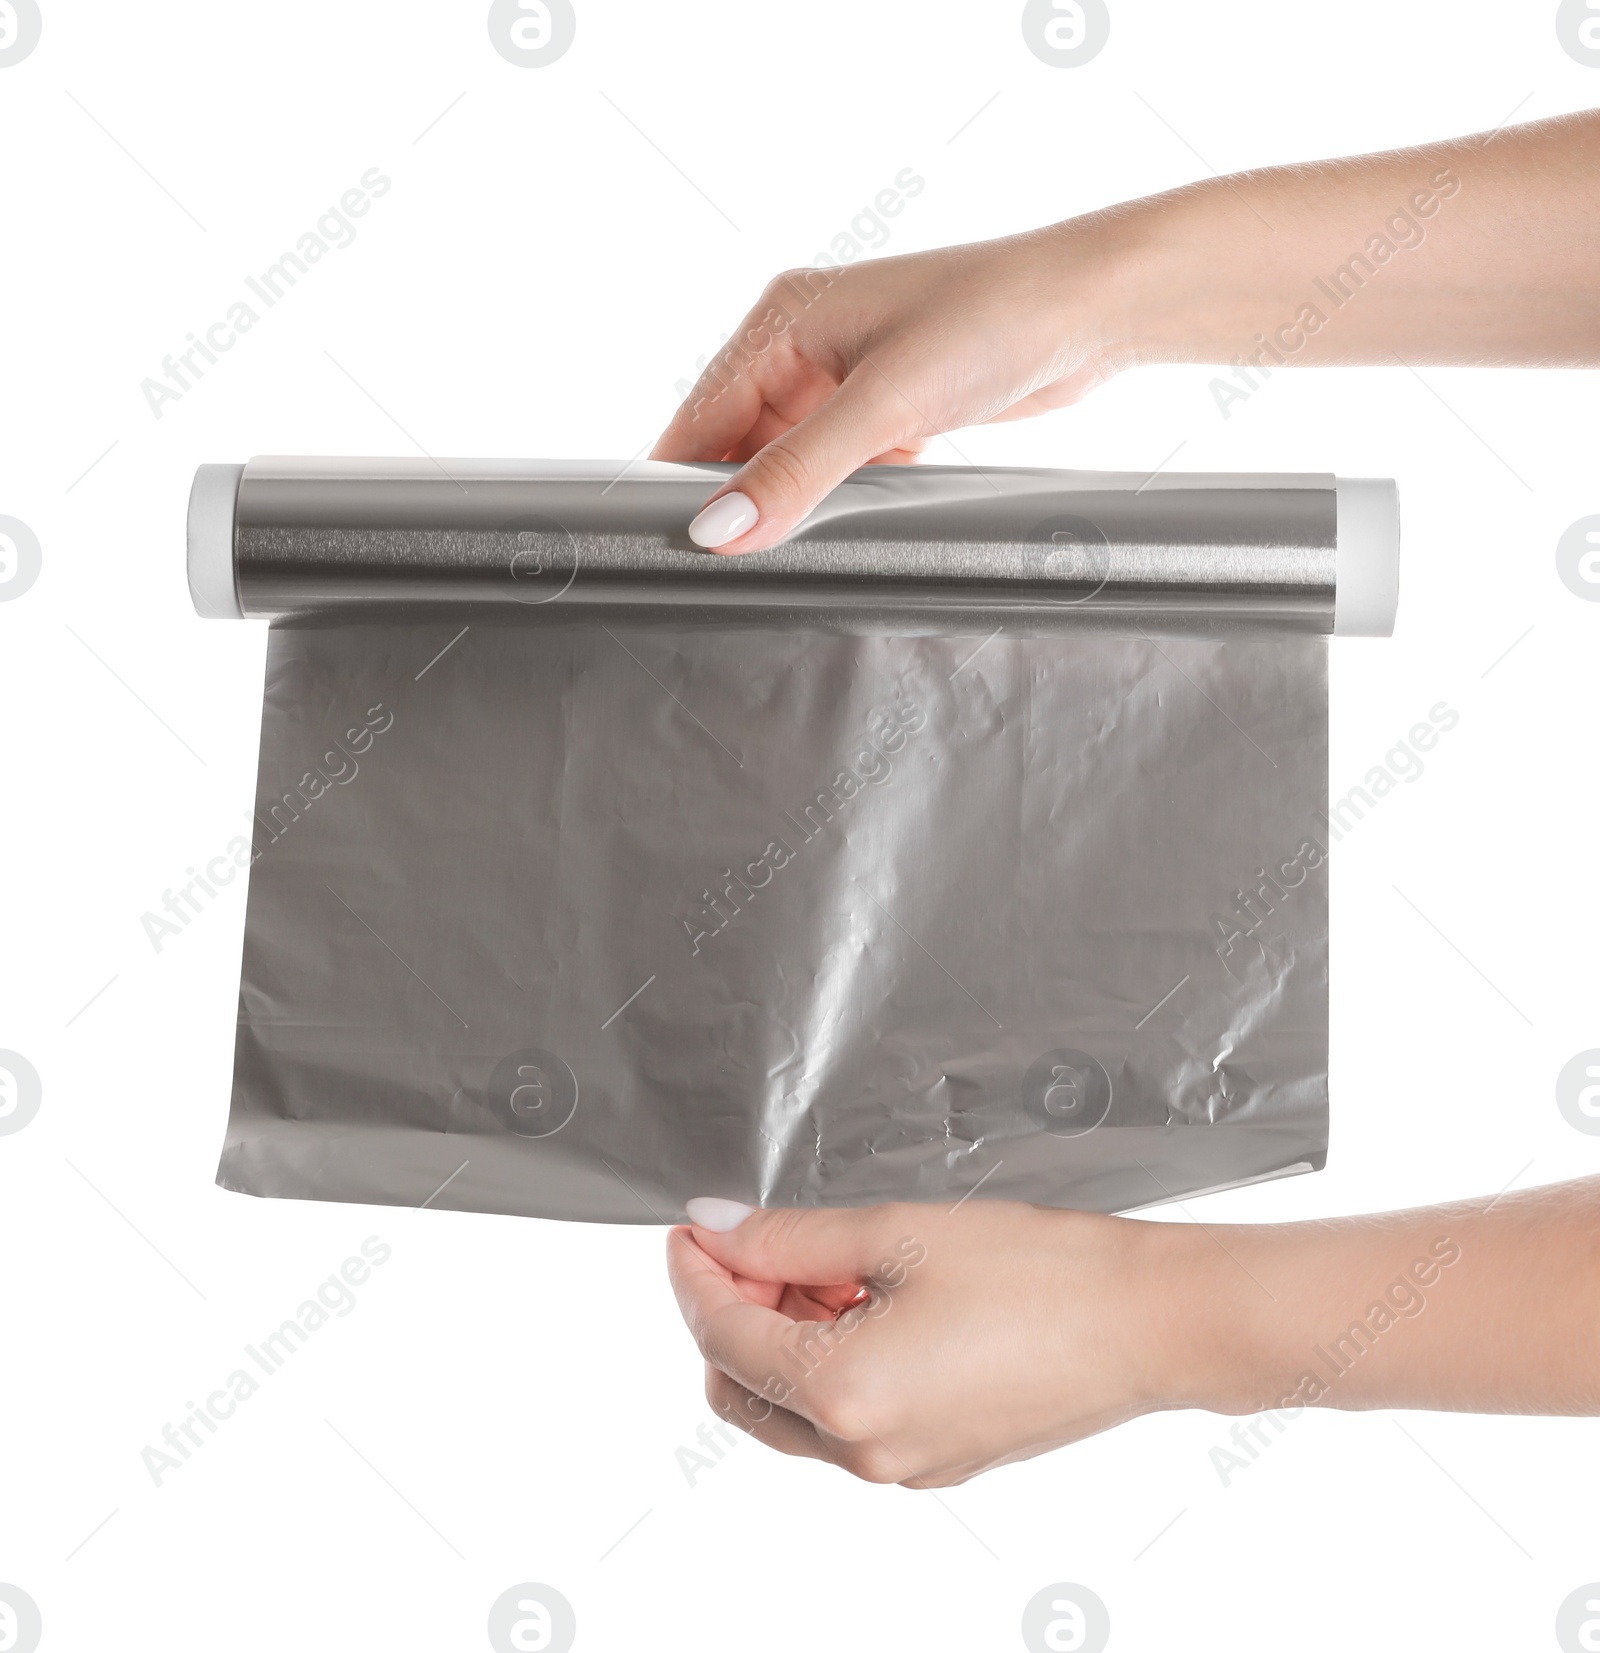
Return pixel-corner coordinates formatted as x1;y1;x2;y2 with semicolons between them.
685;1196;754;1232
688;491;758;549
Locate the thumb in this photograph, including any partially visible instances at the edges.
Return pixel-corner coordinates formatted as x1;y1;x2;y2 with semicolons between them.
684;1198;911;1286
686;368;913;556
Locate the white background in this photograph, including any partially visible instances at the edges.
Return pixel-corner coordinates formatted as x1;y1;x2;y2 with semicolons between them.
2;2;1598;1648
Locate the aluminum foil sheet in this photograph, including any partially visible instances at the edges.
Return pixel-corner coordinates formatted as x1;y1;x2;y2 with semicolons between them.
212;459;1334;1222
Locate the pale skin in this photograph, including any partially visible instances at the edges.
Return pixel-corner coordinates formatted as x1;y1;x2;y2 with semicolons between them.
652;109;1600;552
668;1182;1600;1488
655;111;1600;1486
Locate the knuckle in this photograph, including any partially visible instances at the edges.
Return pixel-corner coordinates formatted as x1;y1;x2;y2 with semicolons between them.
750;1204;807;1261
771;264;839;307
693;350;743;398
749;437;818;500
704;1365;734;1410
808;1363;896;1444
837;1440;904;1485
690;1312;732;1369
763;267;811;302
705;1365;766;1430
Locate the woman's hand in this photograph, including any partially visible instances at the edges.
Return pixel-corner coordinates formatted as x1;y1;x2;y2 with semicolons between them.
666;1180;1600;1487
664;1197;1207;1488
649;223;1146;555
651;110;1600;556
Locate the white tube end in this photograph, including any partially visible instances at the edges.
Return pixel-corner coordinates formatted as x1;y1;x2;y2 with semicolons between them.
187;464;244;618
1334;477;1400;636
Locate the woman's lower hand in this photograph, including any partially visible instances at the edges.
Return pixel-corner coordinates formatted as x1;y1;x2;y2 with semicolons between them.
665;1197;1212;1488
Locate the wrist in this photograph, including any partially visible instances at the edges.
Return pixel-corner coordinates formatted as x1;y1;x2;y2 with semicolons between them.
1044;177;1279;371
1113;1216;1286;1417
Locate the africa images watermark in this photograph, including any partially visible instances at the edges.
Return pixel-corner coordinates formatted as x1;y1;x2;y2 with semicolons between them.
674;1232;926;1486
140;703;393;952
718;1234;928;1431
1209;1232;1462;1486
140;166;392;419
1211;700;1459;972
1209;165;1462;419
674;1415;747;1488
676;167;927;418
677;697;927;955
141;1237;392;1487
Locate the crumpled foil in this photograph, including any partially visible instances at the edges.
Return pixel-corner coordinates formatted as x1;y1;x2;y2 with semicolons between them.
218;613;1328;1222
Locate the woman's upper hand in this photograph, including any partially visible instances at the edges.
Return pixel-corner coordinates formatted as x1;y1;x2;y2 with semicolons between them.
649;111;1600;558
649;226;1139;556
664;1197;1212;1488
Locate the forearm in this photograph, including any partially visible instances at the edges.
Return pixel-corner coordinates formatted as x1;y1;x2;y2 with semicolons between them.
1059;109;1600;374
1140;1177;1600;1418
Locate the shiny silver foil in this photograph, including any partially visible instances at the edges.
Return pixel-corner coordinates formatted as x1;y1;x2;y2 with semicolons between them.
214;460;1333;1222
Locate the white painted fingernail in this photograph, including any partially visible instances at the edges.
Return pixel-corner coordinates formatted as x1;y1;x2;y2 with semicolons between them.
688;491;758;549
686;1196;755;1232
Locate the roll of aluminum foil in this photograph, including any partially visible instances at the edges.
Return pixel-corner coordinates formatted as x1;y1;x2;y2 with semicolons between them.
191;457;1398;1222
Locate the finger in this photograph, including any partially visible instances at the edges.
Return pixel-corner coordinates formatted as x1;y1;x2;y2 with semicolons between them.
653;265;851;464
668;1227;849;1426
723;401;796;464
712;1352;919;1488
685;369;916;555
650;355;766;465
651;298;836;465
705;1365;831;1463
726;367;889;463
731;1273;788;1311
864;442;930;464
776;1281;868;1322
684;1202;907;1287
